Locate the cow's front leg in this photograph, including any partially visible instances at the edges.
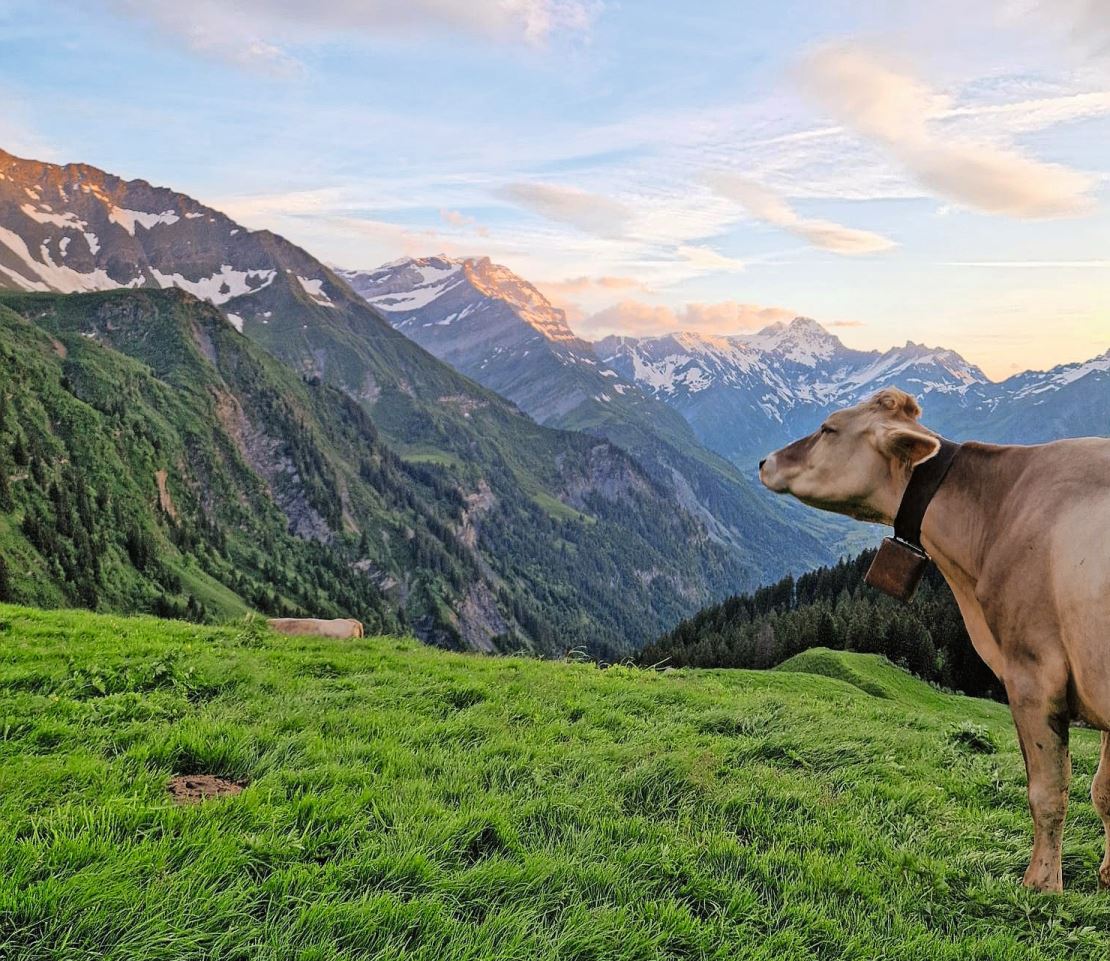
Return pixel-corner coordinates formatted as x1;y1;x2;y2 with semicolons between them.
1008;683;1071;893
1091;733;1110;887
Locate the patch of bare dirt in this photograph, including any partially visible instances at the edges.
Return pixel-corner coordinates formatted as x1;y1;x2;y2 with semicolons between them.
154;468;178;520
166;774;246;804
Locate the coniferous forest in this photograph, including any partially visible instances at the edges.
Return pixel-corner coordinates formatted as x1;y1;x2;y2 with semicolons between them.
639;548;1003;700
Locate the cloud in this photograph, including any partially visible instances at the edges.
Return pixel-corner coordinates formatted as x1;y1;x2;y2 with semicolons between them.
673;244;747;273
996;1;1110;60
941;259;1110;267
705;173;895;255
439;208;474;228
574;299;797;339
796;45;1097;218
499;182;633;237
439;207;490;236
540;274;648;297
108;0;598;72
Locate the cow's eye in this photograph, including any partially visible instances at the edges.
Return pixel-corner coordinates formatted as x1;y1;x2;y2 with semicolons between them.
820;425;836;435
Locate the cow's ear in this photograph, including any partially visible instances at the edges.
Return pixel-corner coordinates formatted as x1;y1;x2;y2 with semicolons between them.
882;426;940;466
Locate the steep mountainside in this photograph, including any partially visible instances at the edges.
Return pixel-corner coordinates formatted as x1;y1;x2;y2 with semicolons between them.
0;288;761;655
339;256;858;563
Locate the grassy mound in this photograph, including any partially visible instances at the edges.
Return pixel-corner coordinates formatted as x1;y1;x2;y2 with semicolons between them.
774;647;949;705
1;605;1109;959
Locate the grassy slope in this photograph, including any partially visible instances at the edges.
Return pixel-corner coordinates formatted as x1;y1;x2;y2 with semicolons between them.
2;606;1109;960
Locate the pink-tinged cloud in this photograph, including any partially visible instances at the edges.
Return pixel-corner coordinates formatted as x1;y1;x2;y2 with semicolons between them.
439;208;474;227
540;274;648;298
706;173;895;255
439;208;489;235
573;299;798;338
797;45;1097;218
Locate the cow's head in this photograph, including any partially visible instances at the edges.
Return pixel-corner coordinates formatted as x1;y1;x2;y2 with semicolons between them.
759;388;941;524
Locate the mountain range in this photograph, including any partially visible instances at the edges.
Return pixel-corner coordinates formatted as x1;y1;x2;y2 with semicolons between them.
341;256;1109;470
338;257;857;564
1;146;1103;653
0;147;836;653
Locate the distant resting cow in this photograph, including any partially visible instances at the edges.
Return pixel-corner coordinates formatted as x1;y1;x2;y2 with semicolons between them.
760;387;1110;892
266;618;364;639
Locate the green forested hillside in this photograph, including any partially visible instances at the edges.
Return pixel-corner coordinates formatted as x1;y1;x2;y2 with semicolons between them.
0;289;753;655
2;605;1108;959
640;549;1003;699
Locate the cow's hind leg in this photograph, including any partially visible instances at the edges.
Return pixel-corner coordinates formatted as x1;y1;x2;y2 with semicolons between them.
1008;682;1071;893
1091;733;1110;887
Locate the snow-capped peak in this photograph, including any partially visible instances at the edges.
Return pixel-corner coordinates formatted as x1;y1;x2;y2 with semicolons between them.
339;255;580;345
1011;348;1110;398
738;316;844;367
337;256;466;313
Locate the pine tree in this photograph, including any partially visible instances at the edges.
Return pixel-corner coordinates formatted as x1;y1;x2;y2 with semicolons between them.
0;465;11;512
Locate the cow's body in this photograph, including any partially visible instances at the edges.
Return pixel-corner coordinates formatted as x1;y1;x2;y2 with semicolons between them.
760;388;1110;892
266;617;364;639
929;440;1110;725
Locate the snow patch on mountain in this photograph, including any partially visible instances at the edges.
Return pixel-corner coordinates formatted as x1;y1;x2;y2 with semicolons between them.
109;207;180;235
19;203;85;231
0;224;139;293
150;265;276;305
296;275;334;308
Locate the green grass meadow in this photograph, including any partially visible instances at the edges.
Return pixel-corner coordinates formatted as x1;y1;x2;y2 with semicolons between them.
2;604;1109;959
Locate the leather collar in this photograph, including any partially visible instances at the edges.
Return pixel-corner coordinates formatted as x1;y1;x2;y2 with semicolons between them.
893;438;961;552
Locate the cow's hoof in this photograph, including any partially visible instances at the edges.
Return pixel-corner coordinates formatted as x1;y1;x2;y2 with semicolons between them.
1022;865;1063;893
1098;862;1110;888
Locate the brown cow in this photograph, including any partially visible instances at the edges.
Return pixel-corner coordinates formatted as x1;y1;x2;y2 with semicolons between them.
760;386;1110;892
266;617;364;639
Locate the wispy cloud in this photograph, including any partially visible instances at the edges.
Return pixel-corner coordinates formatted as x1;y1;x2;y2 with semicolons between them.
996;0;1110;60
576;300;796;339
498;182;633;238
796;44;1098;218
942;259;1110;267
705;172;895;254
673;244;747;273
108;0;599;72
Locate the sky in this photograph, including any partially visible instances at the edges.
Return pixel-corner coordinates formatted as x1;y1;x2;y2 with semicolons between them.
0;0;1107;379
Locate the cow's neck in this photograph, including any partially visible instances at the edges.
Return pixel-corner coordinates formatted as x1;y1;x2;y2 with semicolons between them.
916;442;1012;586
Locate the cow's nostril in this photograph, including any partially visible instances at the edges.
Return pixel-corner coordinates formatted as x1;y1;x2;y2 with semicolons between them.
759;458;767;470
